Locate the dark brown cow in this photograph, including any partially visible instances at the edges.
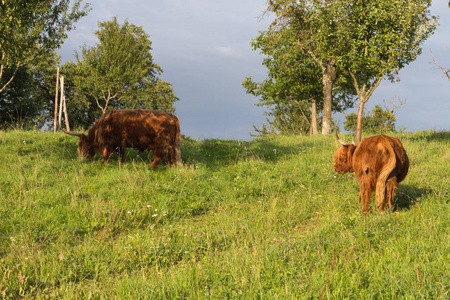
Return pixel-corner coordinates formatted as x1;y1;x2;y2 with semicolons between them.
333;133;409;213
63;109;182;167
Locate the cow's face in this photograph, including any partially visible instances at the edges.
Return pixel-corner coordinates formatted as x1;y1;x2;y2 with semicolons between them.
77;135;95;159
333;145;356;174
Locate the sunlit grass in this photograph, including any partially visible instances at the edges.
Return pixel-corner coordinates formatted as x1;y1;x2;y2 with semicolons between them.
0;129;448;298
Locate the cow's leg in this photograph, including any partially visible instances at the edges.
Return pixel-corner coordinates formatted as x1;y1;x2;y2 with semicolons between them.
167;147;175;166
118;140;127;163
118;147;126;163
150;148;162;168
102;147;112;163
360;185;373;214
385;177;398;210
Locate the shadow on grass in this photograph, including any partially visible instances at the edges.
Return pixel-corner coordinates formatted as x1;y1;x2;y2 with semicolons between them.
58;134;320;169
406;130;450;143
181;136;317;168
57;135;172;166
393;184;432;211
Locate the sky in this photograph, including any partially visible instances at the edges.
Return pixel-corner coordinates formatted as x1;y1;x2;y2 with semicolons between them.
58;0;450;140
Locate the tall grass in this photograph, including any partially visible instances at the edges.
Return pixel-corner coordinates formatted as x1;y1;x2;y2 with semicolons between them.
0;129;448;299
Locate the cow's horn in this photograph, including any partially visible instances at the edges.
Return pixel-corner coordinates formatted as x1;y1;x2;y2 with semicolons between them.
61;128;84;137
352;134;357;145
335;131;350;146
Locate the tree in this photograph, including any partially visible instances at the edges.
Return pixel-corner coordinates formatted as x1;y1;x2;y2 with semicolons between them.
345;98;405;134
243;28;324;135
340;0;437;143
59;61;99;128
0;66;38;127
72;17;178;117
0;51;61;128
265;0;353;135
345;105;397;134
262;1;436;139
243;23;354;135
0;0;89;94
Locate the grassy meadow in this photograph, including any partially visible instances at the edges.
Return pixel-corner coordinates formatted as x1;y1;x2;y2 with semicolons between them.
0;129;449;299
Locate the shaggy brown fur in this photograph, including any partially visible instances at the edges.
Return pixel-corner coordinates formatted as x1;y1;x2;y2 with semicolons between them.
63;109;182;168
333;134;409;213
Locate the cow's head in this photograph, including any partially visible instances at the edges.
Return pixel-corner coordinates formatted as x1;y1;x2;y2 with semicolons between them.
333;132;357;174
62;129;96;159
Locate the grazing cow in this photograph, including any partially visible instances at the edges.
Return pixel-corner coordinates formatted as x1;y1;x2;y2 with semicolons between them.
333;133;409;213
62;109;182;167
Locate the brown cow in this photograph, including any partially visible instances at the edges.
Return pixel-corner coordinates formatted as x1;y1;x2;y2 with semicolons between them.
63;109;182;167
333;133;409;213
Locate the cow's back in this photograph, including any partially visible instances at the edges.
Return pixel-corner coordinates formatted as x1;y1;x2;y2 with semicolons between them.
99;109;178;151
389;136;409;183
353;135;408;182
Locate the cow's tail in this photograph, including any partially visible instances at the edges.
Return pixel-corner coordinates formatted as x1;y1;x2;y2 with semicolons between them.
375;138;396;210
174;117;182;167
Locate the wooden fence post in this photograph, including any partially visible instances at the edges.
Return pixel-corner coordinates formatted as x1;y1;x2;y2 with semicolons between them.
53;68;59;133
63;86;70;131
59;76;64;128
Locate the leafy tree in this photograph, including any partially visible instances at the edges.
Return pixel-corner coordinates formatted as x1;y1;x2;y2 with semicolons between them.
250;123;277;137
344;105;396;134
0;51;61;128
0;67;38;127
71;17;178;119
0;0;89;94
262;0;436;139
264;0;354;135
339;0;437;143
59;61;99;129
243;28;323;135
243;25;354;135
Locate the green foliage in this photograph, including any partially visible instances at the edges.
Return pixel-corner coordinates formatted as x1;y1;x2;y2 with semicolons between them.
66;17;178;126
0;129;449;298
261;0;437;137
255;0;362;135
341;0;437;77
250;123;277;137
0;51;61;128
0;67;39;128
0;0;89;93
243;27;354;136
59;61;103;129
338;0;436;142
344;105;397;134
242;29;320;135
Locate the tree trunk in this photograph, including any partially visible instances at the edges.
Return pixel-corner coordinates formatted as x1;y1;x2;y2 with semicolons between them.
321;62;336;135
350;72;383;144
355;100;365;144
310;97;319;135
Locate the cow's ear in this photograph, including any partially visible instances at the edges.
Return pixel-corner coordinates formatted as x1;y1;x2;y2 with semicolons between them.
348;145;356;156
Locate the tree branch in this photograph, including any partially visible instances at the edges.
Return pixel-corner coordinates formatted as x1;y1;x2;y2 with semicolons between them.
432;52;450;81
365;76;383;100
0;62;20;94
383;98;406;115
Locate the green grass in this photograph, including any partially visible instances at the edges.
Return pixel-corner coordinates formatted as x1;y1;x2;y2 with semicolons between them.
0;130;448;299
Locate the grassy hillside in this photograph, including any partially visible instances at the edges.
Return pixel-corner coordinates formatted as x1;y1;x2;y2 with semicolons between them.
0;130;448;299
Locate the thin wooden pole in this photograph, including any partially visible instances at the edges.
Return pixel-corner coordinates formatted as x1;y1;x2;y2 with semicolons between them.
53;68;59;133
59;76;64;127
63;91;70;131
